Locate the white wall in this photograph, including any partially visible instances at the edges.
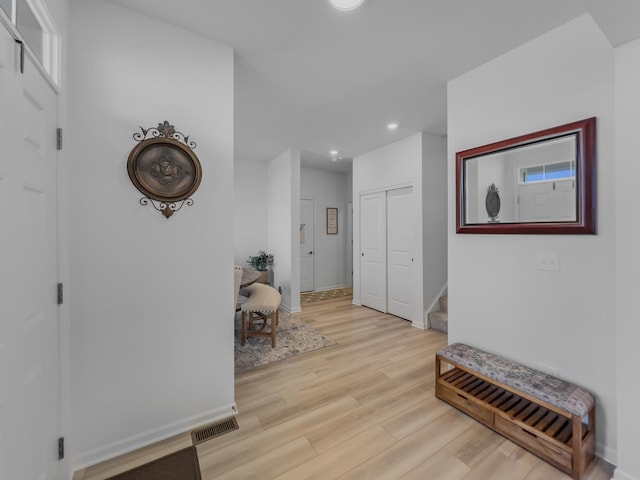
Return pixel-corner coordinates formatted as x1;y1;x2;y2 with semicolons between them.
448;14;616;462
68;0;235;468
234;159;269;267
267;149;301;312
236;163;346;296
353;134;419;327
353;133;447;327
421;132;448;317
300;167;350;291
613;38;640;480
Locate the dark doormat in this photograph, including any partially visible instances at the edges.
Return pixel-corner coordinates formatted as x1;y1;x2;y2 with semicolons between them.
107;446;201;480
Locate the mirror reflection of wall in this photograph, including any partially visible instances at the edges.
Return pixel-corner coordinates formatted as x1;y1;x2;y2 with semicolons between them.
464;134;577;224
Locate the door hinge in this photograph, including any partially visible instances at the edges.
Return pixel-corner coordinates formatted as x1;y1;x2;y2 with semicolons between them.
57;283;63;305
58;437;64;460
56;128;63;150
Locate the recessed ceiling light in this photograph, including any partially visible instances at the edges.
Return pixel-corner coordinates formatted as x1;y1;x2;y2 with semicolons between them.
329;0;365;11
330;150;339;156
387;122;399;131
331;158;338;162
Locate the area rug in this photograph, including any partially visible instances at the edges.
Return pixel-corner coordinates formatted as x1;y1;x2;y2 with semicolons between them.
235;312;335;373
300;287;353;304
107;446;201;480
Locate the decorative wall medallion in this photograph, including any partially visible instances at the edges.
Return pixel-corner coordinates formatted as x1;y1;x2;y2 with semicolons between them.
127;121;202;218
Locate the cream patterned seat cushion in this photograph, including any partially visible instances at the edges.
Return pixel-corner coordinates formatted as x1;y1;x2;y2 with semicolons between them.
437;343;594;417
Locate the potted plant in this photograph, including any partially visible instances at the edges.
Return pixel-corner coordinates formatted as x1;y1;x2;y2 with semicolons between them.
248;250;274;271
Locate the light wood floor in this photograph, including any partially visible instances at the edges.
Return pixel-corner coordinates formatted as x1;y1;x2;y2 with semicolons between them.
75;297;614;480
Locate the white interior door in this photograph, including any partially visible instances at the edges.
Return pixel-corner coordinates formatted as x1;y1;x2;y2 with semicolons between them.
387;187;413;320
360;191;386;312
0;29;59;480
300;199;315;292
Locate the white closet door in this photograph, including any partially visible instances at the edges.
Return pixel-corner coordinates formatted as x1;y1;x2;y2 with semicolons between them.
387;187;413;320
360;191;387;312
0;29;60;480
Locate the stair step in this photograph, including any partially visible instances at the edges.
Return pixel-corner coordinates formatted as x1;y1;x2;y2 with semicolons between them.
439;295;448;313
428;310;448;334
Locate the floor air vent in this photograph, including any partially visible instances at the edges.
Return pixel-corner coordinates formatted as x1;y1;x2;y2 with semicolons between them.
191;417;239;445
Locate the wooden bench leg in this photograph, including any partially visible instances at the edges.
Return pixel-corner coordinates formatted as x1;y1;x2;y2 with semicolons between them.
572;414;581;480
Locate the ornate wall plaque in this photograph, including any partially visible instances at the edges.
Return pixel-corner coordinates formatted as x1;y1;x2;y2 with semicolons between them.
485;183;501;223
127;121;202;218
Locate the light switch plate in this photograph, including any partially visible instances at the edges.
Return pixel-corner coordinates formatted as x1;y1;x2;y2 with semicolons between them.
537;252;560;271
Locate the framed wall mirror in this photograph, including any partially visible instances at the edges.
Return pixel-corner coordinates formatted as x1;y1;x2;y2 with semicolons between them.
456;117;596;234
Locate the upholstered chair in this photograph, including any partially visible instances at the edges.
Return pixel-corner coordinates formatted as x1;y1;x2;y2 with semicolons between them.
240;283;281;348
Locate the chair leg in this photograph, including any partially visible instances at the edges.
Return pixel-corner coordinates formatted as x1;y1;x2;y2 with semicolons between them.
241;311;247;346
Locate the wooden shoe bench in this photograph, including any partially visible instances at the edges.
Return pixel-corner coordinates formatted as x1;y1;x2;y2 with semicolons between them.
435;343;596;480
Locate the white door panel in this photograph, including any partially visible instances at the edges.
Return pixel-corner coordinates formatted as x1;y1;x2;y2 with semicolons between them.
387;187;413;320
0;27;59;480
518;179;575;222
360;192;386;312
300;199;315;292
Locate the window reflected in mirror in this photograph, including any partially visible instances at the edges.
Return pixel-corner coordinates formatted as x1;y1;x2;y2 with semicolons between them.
16;0;44;64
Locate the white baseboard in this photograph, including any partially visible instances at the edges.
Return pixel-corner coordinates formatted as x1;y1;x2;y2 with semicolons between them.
412;321;426;330
597;442;617;468
280;303;301;314
70;402;237;475
352;299;362;306
613;468;639;480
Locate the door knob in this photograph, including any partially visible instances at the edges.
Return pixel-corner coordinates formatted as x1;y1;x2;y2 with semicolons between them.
308;251;313;254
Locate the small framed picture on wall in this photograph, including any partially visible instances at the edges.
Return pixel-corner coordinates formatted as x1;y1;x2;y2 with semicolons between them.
326;207;338;234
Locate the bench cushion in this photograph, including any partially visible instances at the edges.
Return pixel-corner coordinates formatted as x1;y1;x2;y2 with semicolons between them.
437;343;594;417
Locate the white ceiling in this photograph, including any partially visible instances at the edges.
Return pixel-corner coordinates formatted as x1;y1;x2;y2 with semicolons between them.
110;0;640;172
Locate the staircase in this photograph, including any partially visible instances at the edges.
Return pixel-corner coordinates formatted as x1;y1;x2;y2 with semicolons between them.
428;295;448;334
